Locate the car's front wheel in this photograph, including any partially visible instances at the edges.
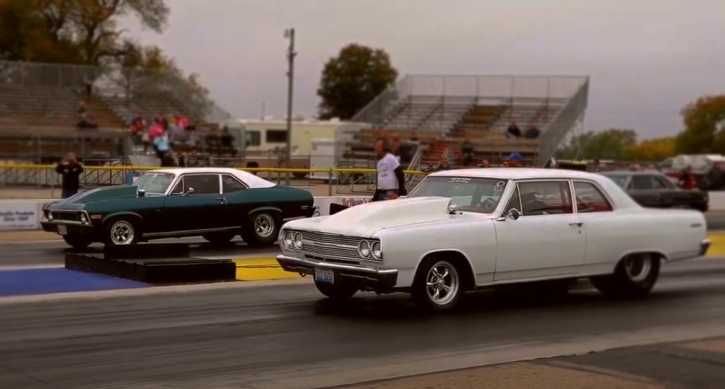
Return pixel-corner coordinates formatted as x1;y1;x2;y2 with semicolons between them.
104;218;140;246
314;281;358;301
202;231;236;245
412;259;465;312
590;253;660;298
241;212;280;247
62;235;93;251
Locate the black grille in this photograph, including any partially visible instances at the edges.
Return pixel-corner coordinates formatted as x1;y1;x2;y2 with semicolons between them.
52;211;79;221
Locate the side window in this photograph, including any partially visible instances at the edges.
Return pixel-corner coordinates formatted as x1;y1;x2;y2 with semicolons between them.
518;181;573;216
183;174;220;195
502;186;521;215
222;175;247;193
631;175;654;190
573;181;613;213
170;178;184;195
652;176;670;189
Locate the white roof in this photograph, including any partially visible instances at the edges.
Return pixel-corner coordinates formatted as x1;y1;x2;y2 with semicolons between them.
428;168;640;209
147;167;276;189
429;168;598;180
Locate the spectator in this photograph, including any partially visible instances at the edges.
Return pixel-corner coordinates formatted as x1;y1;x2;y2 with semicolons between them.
479;159;490;168
679;166;696;189
157;113;169;131
506;121;522;139
435;157;450;171
525;122;540;139
707;163;723;191
56;153;84;199
461;138;474;166
372;137;407;202
508;153;522;167
154;129;172;163
630;160;641;171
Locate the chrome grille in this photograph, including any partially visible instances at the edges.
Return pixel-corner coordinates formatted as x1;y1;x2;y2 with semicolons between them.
52;211;79;221
296;231;363;261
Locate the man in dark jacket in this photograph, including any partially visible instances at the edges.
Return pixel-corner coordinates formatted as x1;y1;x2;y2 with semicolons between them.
56;153;84;198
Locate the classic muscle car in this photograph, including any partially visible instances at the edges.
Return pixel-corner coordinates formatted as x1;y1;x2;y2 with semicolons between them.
600;171;709;212
276;168;709;311
41;167;314;249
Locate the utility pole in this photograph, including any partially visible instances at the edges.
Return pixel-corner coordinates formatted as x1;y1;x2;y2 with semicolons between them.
284;28;296;185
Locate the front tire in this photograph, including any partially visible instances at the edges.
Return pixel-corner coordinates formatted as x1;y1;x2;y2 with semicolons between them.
412;259;465;312
314;281;358;301
590;253;660;298
241;212;280;247
62;235;93;250
104;218;140;246
202;231;236;245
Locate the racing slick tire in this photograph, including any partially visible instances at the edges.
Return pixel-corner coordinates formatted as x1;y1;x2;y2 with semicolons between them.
103;217;140;246
590;253;660;299
241;211;280;247
314;281;358;301
411;258;466;312
62;235;93;251
202;231;236;245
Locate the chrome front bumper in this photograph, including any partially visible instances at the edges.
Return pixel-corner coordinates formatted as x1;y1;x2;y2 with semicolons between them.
276;254;398;290
700;239;711;256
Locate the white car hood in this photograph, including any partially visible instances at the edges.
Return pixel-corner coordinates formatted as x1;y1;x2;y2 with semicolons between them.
287;196;454;237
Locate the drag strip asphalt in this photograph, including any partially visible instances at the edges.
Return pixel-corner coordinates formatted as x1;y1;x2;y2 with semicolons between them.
1;259;725;389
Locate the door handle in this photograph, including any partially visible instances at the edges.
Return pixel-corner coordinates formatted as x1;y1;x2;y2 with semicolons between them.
215;197;227;204
569;222;583;227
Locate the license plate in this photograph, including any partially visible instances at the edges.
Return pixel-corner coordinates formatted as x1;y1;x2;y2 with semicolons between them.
57;225;67;235
314;269;334;284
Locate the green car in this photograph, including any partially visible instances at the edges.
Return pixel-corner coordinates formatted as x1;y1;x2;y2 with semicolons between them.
40;167;315;250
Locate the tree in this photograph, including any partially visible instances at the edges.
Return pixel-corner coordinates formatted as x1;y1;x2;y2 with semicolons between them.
556;129;638;160
317;43;398;120
115;39;179;97
675;95;725;154
626;136;676;161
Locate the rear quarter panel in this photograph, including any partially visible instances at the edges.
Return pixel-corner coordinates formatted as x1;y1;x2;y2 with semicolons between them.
231;186;314;218
581;208;707;273
375;215;497;287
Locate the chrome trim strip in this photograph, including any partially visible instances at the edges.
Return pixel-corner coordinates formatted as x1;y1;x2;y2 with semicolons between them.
42;220;86;226
143;226;239;237
276;254;397;275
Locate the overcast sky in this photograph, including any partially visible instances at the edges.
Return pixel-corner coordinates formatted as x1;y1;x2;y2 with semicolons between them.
127;0;724;139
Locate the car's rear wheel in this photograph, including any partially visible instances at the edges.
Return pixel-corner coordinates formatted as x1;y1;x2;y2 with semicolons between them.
202;231;236;245
104;218;140;246
590;253;660;298
241;211;280;247
412;259;465;311
314;281;357;301
62;235;93;251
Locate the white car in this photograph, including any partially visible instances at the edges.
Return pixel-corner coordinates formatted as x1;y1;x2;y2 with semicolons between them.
276;168;710;311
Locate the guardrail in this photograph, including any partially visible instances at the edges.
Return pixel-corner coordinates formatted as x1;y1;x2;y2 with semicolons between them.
0;164;429;197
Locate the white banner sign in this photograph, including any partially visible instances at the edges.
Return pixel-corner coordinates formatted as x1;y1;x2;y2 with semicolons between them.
312;196;370;216
0;203;40;230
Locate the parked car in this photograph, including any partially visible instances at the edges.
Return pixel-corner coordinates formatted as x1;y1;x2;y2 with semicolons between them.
276;168;709;312
600;171;709;212
41;167;315;249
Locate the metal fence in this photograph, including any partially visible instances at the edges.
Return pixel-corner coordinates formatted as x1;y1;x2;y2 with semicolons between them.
0;60;234;124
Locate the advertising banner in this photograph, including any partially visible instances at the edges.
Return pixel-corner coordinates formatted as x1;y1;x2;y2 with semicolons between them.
0;203;40;230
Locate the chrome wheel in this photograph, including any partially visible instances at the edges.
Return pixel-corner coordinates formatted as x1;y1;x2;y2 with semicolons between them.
255;214;275;238
425;261;459;306
110;220;135;245
624;254;652;282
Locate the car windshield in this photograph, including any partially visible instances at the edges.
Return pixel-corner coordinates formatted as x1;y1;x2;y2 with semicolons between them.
134;172;175;194
407;176;509;213
604;174;628;188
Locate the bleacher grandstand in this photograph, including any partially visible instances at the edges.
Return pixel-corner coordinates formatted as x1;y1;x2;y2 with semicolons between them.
336;75;590;179
0;60;233;164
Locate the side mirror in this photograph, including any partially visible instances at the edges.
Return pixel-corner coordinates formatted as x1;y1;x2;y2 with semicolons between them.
183;187;195;196
508;208;521;220
447;203;459;215
137;189;146;197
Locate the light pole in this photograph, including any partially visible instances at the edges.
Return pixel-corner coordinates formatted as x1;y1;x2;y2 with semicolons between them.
284;28;296;185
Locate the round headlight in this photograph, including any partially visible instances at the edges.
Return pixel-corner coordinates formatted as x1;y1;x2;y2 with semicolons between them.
358;240;371;258
293;232;303;249
283;231;293;249
80;213;88;223
371;241;382;259
48;212;53;220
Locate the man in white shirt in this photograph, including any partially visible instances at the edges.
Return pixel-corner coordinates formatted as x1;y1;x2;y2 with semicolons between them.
373;137;407;202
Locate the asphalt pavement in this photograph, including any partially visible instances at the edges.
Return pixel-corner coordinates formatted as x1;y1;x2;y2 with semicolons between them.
1;259;725;388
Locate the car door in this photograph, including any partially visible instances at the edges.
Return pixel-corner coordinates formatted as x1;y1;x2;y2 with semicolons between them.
218;174;250;227
571;180;619;269
628;174;664;207
163;173;225;231
493;180;586;281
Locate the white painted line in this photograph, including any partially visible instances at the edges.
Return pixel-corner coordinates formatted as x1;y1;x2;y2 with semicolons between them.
0;264;65;271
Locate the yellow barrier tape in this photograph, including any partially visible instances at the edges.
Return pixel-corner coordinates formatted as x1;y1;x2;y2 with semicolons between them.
0;163;427;175
707;233;725;257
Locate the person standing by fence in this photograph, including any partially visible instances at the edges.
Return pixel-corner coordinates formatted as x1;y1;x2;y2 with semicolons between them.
55;153;84;199
372;137;407;202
